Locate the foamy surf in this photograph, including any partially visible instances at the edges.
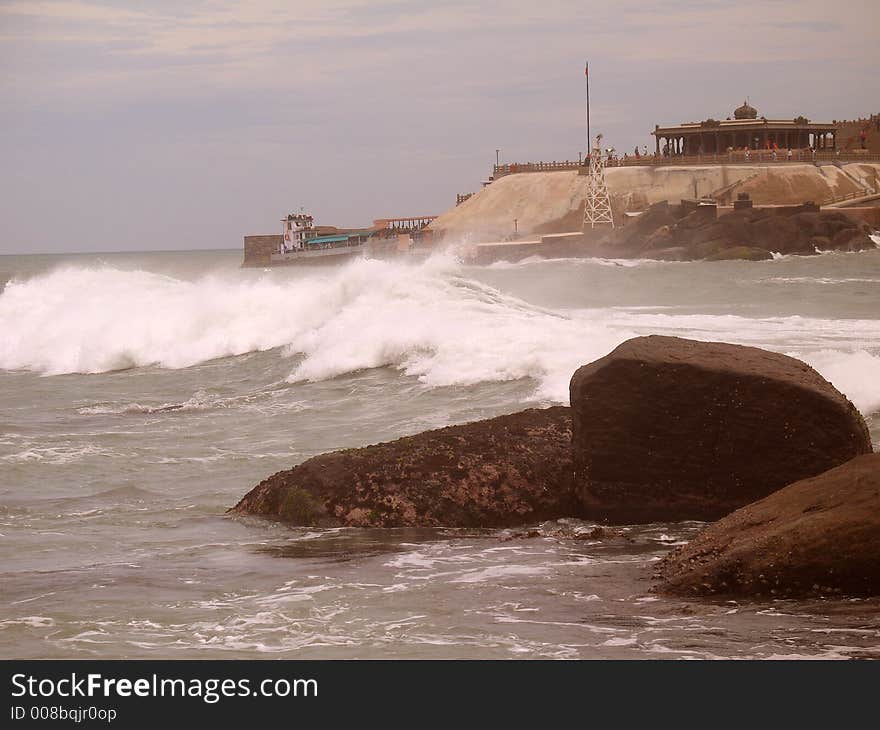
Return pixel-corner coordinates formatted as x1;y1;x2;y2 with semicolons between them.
1;254;878;414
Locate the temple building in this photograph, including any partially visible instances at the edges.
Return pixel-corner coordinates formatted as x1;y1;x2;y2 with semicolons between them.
652;101;838;155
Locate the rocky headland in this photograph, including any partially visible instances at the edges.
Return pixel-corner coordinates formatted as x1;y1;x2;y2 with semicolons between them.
430;163;880;243
588;201;876;261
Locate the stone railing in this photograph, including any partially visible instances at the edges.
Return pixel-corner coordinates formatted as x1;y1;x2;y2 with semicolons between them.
833;114;879;125
491;150;880;178
456;192;475;206
492;160;582;177
821;189;878;206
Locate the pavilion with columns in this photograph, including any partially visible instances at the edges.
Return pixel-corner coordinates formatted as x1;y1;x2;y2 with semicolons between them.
652;101;838;156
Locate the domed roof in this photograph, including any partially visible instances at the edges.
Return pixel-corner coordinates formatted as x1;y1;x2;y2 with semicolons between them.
734;100;758;120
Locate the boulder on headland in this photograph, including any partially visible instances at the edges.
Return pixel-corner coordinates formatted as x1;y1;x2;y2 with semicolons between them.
657;453;880;598
569;336;872;523
831;226;876;252
230;407;577;528
601;200;679;257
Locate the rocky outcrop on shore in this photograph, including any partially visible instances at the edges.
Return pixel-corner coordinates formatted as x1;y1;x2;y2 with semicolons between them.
230;407;577;528
569;336;873;523
591;202;876;261
233;336;872;533
657;453;880;598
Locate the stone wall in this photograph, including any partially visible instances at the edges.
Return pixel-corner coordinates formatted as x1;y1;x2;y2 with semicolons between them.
833;206;880;226
836;114;880;152
243;235;282;267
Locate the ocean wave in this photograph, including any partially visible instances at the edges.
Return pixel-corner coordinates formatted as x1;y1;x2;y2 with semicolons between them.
1;256;878;413
798;349;880;416
283;263;632;402
0;264;324;374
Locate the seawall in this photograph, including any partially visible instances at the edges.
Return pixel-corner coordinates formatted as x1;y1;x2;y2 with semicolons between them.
243;235;282;267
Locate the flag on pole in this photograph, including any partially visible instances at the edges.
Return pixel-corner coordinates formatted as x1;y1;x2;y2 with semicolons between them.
584;62;588;77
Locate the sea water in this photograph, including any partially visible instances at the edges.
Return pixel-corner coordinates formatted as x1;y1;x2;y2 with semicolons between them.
1;247;879;659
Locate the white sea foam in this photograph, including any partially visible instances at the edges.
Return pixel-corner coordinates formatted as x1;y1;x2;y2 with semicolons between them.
282;258;633;402
761;276;880;285
75;387;304;417
450;565;551;583
0;444;125;464
799;349;880;416
77;390;222;415
1;256;878;413
0;616;56;629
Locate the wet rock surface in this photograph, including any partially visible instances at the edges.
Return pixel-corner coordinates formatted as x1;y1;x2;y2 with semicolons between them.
657;453;880;598
569;335;872;523
230;406;577;528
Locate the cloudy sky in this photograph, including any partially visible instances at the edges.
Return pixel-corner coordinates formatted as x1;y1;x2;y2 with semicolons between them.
1;0;878;254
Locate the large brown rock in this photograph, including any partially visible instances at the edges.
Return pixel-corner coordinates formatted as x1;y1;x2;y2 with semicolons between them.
595;201;683;257
657;453;880;598
749;215;814;255
615;201;680;248
830;227;875;252
230;407;578;528
569;336;872;523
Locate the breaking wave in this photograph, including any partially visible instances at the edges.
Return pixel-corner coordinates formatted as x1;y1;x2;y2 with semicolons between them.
1;256;878;411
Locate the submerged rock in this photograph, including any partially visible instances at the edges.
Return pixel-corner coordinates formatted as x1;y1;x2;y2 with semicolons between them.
657;453;880;598
230;407;577;528
569;335;872;523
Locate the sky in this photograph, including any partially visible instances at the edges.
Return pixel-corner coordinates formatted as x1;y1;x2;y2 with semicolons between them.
1;0;878;254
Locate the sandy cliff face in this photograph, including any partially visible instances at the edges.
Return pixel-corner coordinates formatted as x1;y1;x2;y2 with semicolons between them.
430;163;880;242
431;171;589;244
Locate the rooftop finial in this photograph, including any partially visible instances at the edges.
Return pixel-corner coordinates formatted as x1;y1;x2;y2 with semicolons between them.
734;99;758;120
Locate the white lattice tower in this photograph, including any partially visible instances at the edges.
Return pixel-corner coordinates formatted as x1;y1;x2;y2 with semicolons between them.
582;149;615;230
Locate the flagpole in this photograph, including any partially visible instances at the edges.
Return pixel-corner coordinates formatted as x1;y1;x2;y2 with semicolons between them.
585;61;590;157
